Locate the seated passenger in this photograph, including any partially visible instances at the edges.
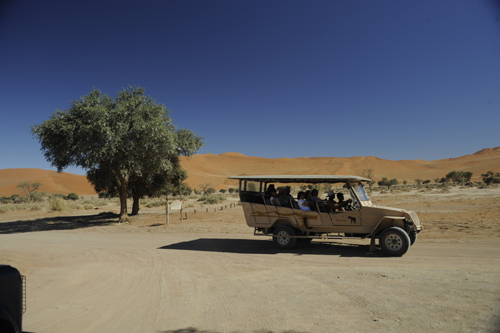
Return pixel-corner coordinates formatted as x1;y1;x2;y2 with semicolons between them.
297;191;311;211
337;193;353;210
310;189;327;211
269;189;281;206
264;184;276;204
326;190;340;213
278;186;294;207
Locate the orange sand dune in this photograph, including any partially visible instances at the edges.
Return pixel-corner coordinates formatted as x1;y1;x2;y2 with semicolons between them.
0;169;96;197
1;147;499;196
181;147;500;189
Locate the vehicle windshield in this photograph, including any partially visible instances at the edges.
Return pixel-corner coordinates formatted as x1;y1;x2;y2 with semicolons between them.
352;182;370;202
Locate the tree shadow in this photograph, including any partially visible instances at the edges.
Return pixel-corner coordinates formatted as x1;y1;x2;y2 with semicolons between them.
158;238;385;258
0;212;119;234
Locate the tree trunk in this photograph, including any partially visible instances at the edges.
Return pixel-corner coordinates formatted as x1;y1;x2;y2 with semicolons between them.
119;177;129;223
131;192;140;216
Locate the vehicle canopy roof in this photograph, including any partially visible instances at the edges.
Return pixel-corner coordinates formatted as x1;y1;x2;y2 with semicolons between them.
228;175;371;184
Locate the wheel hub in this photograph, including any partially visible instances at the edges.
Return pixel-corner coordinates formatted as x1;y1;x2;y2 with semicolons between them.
385;234;403;251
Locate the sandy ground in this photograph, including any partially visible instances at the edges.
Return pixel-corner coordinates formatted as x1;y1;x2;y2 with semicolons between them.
1;186;500;333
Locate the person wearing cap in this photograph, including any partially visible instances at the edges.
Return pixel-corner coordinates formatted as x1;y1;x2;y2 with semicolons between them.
326;190;340;213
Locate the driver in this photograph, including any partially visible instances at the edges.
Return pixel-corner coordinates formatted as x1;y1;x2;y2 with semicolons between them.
337;193;353;210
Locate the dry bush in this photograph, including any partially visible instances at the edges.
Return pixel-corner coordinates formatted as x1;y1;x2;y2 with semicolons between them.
49;197;67;212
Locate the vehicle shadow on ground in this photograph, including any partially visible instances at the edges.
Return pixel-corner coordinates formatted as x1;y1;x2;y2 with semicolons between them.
158;238;385;258
0;212;119;234
158;328;302;333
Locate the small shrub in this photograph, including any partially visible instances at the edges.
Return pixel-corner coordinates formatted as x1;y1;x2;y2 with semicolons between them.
0;196;12;204
49;197;67;212
30;204;43;211
0;206;11;214
146;201;164;208
83;204;94;210
30;191;45;203
67;193;79;201
198;194;224;205
68;203;83;210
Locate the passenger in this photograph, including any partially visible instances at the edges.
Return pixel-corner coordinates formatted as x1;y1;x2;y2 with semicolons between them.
309;189;323;203
264;184;276;204
326;190;340;213
337;193;353;210
310;188;327;211
269;189;281;206
278;186;294;207
297;191;311;211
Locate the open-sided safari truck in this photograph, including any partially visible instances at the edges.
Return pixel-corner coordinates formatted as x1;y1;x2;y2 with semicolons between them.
229;175;422;256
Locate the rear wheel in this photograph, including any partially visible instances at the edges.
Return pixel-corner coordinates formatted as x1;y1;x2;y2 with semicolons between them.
273;225;298;249
379;227;410;256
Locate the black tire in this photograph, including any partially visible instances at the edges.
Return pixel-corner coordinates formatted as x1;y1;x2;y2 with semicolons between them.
273;225;298;249
409;231;417;245
379;227;411;256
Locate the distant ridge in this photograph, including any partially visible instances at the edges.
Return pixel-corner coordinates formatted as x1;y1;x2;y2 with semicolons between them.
1;148;499;195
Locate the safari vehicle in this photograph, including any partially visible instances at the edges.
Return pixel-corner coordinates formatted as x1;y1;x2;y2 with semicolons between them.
229;175;422;256
0;265;25;333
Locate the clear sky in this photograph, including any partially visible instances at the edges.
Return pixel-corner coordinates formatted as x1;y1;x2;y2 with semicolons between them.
1;0;499;175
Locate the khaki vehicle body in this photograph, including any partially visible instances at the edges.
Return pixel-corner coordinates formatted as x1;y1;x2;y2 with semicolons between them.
229;175;422;256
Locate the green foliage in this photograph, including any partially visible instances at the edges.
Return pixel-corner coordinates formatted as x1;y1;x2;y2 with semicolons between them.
67;193;79;201
446;171;473;185
219;189;227;194
481;171;500;185
198;194;224;205
0;196;13;204
228;188;236;194
206;187;216;194
98;191;116;199
31;86;203;221
423;180;431;184
378;178;398;189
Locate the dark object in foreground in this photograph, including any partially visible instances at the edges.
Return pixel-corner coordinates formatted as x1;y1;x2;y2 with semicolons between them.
0;265;25;333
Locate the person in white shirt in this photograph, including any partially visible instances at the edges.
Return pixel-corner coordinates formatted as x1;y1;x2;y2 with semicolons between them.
297;191;311;211
269;189;281;206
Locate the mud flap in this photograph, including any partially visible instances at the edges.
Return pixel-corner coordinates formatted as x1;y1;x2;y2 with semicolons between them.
368;234;376;254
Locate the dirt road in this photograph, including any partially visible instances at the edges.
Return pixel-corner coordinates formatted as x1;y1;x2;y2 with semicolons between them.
1;186;500;332
1;229;499;332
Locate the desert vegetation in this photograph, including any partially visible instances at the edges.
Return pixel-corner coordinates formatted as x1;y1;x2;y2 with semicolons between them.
31;86;204;222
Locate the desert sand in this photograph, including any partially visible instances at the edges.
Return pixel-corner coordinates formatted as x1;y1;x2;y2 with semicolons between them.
1;184;500;332
1;147;499;196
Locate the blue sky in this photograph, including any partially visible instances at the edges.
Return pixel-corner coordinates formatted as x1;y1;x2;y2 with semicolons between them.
1;0;499;175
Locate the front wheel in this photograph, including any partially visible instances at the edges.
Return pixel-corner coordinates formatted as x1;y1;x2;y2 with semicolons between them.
409;231;417;245
273;225;298;249
379;227;411;256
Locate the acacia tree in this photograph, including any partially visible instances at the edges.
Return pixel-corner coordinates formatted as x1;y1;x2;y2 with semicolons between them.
32;86;203;222
16;181;43;204
361;168;375;193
